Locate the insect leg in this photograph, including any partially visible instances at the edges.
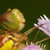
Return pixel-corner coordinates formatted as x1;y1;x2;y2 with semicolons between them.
33;29;40;42
35;37;49;45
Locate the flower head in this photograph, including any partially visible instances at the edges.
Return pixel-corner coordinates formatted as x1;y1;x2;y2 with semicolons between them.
34;14;50;37
23;44;42;50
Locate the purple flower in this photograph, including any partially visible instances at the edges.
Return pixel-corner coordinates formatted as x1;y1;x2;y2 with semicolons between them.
23;44;42;50
34;14;50;37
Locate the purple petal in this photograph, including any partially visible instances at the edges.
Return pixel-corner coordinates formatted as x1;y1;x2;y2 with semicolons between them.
43;14;49;21
23;44;42;50
40;16;45;21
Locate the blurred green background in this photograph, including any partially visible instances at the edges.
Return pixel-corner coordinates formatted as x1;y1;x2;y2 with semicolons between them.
0;0;50;50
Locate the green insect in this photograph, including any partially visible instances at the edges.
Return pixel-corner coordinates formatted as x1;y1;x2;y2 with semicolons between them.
0;8;27;49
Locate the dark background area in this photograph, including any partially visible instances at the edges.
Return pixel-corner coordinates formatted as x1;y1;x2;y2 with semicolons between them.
0;0;50;50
